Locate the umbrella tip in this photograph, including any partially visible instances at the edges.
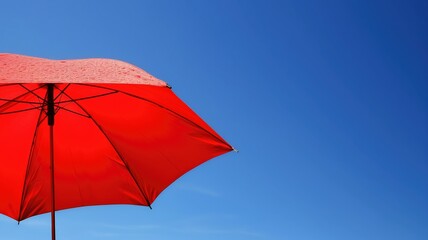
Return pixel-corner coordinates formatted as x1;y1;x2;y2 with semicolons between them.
232;147;239;153
166;83;172;89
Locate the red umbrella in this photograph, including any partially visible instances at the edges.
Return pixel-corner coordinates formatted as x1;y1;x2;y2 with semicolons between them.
0;53;233;239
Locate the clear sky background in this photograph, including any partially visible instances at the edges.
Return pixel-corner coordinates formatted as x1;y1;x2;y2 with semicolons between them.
0;0;427;239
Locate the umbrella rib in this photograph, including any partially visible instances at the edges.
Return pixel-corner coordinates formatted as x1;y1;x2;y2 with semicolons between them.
0;83;19;88
0;106;43;115
0;98;40;104
59;91;153;209
53;83;71;101
36;92;49;127
0;87;44;112
17;98;46;222
76;83;232;149
55;91;118;104
18;84;46;102
55;105;90;118
37;115;48;127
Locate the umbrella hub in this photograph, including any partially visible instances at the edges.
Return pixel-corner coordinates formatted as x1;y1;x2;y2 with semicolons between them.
47;84;55;126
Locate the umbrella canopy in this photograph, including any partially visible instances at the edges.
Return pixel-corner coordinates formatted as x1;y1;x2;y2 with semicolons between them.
0;53;232;233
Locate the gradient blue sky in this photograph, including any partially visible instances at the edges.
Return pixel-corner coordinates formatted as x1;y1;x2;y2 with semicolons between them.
1;1;427;239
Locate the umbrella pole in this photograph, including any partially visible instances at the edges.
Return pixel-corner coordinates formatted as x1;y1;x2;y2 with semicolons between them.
47;84;56;240
50;124;56;240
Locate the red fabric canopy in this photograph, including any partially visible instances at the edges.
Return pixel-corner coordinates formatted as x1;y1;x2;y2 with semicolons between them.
0;54;232;221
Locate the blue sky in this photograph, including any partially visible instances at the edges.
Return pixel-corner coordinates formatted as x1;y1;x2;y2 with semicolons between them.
0;0;427;239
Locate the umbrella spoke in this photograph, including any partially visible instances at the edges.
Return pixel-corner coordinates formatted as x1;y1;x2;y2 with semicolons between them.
0;98;40;104
0;83;20;88
0;97;40;104
35;87;49;127
55;91;119;104
58;90;153;209
0;90;42;113
18;84;46;102
55;105;90;118
18;104;45;222
53;84;71;101
75;83;231;147
0;84;47;115
37;114;48;127
0;106;43;115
